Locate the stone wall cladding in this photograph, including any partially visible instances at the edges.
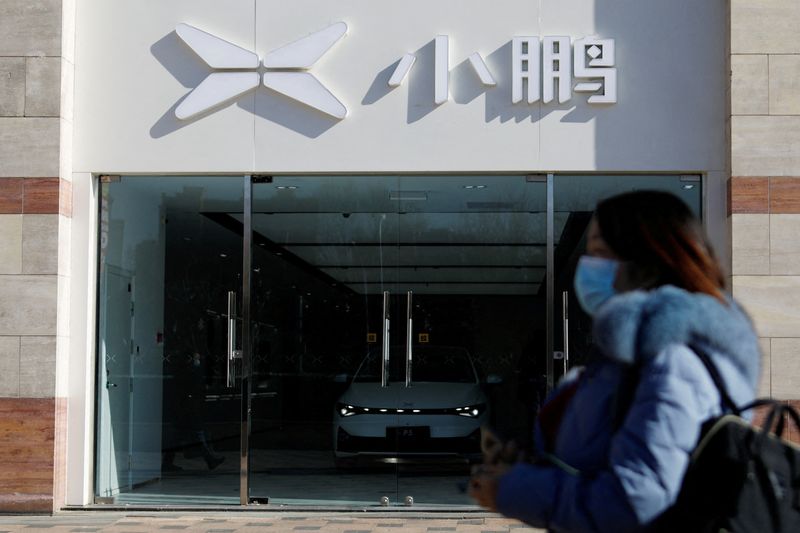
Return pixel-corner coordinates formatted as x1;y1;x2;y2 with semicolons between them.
752;401;800;445
0;0;67;513
0;398;56;512
731;1;800;406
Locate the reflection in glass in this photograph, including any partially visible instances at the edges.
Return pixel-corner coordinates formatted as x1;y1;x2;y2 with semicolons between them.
551;175;702;383
95;176;243;505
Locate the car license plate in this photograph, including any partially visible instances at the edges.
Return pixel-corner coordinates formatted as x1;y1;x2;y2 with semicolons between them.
387;426;430;440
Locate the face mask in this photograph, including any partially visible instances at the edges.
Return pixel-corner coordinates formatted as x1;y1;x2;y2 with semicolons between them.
574;255;620;315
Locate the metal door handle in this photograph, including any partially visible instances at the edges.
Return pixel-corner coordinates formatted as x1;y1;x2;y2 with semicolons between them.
227;291;238;388
382;290;390;388
405;290;413;387
562;290;569;375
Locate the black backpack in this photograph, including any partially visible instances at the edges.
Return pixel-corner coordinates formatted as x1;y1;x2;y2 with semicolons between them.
649;349;800;532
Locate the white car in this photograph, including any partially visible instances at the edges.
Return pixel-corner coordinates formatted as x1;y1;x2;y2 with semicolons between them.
333;346;490;463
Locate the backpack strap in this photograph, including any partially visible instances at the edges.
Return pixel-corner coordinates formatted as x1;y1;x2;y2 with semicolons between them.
688;344;741;416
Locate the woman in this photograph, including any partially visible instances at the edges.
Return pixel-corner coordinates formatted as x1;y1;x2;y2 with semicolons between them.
470;190;760;532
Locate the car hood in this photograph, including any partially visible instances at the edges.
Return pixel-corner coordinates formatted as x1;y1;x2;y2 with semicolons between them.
338;382;485;409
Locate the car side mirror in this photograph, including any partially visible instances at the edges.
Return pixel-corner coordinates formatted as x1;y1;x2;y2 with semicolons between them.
334;373;349;383
486;374;502;385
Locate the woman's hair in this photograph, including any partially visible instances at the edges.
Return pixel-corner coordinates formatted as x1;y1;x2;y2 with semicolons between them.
594;190;726;301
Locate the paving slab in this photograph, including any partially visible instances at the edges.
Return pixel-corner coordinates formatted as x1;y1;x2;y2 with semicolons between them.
0;513;544;533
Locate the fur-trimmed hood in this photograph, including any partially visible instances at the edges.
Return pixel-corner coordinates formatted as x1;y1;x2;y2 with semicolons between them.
592;285;761;389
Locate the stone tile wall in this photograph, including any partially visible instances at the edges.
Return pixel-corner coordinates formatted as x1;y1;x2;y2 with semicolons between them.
731;1;800;406
0;398;57;512
0;0;69;513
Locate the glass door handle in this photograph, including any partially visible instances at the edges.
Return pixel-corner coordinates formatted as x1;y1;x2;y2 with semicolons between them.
562;291;569;375
382;290;390;388
405;290;413;387
226;290;239;388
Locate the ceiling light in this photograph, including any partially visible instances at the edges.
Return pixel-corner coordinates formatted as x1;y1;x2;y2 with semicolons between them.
463;185;487;189
276;185;298;190
682;184;695;190
219;253;227;258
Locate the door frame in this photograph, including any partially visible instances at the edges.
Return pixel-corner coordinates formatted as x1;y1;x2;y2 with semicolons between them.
240;175;253;505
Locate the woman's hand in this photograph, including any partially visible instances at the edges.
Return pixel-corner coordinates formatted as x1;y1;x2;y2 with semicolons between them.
468;464;507;511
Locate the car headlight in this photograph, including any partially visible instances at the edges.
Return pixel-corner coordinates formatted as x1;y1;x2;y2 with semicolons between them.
336;403;487;417
336;403;372;417
454;403;486;418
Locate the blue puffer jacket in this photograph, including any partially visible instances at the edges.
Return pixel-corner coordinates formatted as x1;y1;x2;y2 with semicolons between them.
495;286;761;532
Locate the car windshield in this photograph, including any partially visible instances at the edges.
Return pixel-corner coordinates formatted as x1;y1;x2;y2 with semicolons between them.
353;346;477;383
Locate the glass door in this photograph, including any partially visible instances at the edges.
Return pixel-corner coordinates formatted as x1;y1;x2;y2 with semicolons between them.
95;176;245;505
392;176;548;506
246;175;549;507
551;175;703;383
248;176;403;506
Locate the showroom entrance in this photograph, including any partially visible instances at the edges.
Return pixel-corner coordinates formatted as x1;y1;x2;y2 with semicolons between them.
94;174;700;507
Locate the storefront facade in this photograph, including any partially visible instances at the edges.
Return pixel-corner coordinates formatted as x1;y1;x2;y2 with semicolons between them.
0;0;797;512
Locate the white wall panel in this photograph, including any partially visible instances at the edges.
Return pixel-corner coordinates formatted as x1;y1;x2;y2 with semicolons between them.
73;0;726;174
73;0;256;173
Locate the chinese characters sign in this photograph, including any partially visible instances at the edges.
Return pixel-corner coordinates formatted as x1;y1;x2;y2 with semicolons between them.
175;23;618;121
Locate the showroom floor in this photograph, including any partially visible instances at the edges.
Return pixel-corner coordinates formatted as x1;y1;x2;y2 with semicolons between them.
111;451;475;508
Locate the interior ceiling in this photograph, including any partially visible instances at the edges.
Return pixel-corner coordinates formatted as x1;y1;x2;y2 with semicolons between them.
118;174;700;296
236;177;560;296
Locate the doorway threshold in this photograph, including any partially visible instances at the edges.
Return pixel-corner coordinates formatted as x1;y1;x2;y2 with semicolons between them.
62;505;495;518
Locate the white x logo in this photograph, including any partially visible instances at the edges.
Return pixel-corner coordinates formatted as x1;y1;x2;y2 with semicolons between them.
175;22;348;120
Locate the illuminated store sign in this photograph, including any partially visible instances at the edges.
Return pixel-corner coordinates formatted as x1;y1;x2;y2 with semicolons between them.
175;22;617;121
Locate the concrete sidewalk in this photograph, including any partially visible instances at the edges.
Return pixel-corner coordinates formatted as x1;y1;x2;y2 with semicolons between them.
0;512;545;533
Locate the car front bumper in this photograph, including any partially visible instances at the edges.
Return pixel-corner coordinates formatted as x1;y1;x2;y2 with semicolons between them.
334;413;484;458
